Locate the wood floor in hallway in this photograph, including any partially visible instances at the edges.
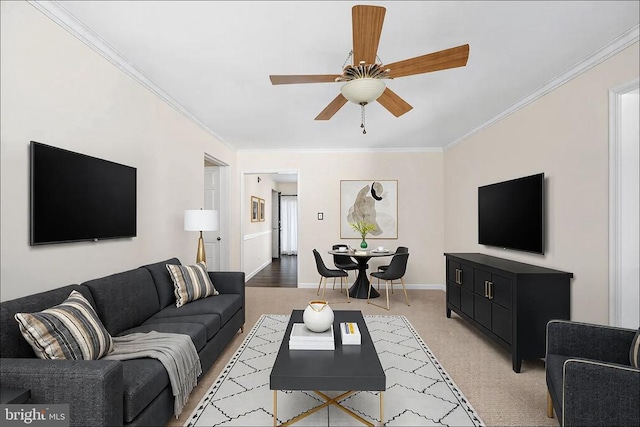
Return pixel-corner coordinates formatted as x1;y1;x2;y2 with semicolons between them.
245;255;297;287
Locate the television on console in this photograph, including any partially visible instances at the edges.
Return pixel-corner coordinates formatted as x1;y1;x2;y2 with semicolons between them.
478;173;544;254
30;141;137;245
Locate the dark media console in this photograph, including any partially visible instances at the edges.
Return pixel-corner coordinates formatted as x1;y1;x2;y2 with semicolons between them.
444;253;572;373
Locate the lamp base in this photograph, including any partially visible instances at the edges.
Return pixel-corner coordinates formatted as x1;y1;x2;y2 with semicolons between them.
196;232;206;264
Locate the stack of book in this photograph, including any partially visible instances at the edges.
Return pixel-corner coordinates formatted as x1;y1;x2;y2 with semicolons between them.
340;322;361;345
289;323;335;350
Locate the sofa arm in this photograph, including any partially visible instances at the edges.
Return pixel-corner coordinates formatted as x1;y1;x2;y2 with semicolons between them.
547;320;635;365
563;359;639;427
209;271;245;301
1;358;123;427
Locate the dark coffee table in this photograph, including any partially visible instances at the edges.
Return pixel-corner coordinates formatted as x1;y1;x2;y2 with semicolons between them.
270;310;385;426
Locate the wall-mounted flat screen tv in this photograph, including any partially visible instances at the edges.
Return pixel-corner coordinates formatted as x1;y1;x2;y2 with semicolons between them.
30;141;137;245
478;173;544;254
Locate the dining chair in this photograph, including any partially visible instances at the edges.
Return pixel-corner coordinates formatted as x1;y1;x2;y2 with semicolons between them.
313;249;350;302
377;246;408;292
368;252;410;310
332;244;359;288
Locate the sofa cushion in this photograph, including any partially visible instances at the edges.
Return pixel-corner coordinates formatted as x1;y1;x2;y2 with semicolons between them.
631;328;640;368
144;313;221;340
167;262;218;308
83;268;160;336
152;294;242;326
118;322;207;352
14;290;113;360
1;285;95;358
120;358;169;423
142;258;181;309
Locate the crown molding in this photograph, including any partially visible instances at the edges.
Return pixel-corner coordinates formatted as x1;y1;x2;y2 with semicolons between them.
445;25;640;151
237;146;443;154
28;0;233;150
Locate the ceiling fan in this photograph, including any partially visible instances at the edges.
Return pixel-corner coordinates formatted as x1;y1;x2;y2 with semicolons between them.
269;5;470;133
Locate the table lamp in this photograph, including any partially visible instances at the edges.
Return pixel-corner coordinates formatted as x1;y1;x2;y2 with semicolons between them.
184;209;219;264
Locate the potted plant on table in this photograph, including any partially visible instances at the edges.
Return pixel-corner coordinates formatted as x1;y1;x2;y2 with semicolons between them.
349;221;377;249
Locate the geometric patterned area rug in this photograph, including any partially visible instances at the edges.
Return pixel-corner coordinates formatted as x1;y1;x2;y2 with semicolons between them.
184;314;484;426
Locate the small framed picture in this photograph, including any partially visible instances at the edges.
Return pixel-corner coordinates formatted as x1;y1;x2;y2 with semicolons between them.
251;196;259;222
259;198;266;222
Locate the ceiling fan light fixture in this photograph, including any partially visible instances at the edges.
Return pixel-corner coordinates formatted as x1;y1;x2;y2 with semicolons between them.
340;78;386;105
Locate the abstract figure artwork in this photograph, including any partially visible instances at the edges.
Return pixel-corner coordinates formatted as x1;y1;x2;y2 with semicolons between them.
340;180;398;239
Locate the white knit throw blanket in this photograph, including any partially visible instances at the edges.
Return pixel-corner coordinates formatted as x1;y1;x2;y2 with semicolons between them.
104;331;202;417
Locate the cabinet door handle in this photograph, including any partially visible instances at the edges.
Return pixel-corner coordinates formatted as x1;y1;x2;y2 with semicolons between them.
484;280;488;297
455;269;460;285
488;281;494;300
458;269;463;285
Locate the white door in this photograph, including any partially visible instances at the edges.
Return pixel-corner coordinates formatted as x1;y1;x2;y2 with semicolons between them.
619;90;639;328
204;166;222;271
610;83;639;329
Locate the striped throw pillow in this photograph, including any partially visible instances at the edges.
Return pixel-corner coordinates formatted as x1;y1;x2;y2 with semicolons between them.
14;290;113;360
631;328;640;368
167;262;219;308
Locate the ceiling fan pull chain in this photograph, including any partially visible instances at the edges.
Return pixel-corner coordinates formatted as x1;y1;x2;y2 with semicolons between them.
360;103;367;134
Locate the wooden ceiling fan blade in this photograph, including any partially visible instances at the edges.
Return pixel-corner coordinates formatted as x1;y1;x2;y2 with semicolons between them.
385;44;470;78
270;75;341;85
352;5;386;65
377;88;413;117
315;94;348;120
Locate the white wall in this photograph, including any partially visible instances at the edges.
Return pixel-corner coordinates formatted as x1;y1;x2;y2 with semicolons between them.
237;150;445;288
443;43;639;324
0;1;238;301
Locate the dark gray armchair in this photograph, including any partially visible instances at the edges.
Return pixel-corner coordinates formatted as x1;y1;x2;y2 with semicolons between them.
545;320;640;426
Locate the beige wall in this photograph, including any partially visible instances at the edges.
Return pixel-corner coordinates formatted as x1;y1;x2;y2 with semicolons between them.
242;174;276;277
0;1;239;301
444;43;639;324
238;151;445;288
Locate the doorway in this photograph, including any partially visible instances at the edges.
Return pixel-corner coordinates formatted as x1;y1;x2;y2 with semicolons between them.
609;80;639;329
204;157;230;271
243;170;298;287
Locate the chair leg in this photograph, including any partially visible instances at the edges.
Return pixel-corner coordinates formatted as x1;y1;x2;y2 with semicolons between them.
367;274;373;304
400;277;410;306
383;280;390;310
546;390;554;418
317;277;327;298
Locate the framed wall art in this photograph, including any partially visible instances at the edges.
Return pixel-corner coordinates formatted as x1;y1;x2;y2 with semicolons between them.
340;180;398;239
251;196;259;222
259;198;265;222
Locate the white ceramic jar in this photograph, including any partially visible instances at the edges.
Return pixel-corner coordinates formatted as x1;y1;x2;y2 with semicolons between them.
303;300;334;333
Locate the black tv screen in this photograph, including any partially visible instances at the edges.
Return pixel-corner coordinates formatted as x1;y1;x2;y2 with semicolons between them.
478;173;544;254
30;141;137;245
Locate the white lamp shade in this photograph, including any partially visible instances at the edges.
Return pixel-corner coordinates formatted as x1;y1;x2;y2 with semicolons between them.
340;78;386;104
184;209;219;231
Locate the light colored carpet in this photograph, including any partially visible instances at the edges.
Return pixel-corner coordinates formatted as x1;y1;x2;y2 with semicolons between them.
167;287;558;427
184;314;483;426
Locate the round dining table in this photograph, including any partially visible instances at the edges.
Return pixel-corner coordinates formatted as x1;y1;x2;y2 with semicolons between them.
328;249;395;299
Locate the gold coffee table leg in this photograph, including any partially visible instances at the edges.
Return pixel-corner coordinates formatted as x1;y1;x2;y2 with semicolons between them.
273;390;277;427
380;391;384;426
274;390;377;427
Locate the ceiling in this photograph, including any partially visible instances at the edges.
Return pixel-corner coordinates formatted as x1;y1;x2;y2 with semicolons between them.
46;1;639;151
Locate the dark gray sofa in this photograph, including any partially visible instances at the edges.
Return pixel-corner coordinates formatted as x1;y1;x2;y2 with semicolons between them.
546;320;640;426
0;258;245;427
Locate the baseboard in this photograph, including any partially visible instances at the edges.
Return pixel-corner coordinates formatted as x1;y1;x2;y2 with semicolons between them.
298;283;445;291
245;259;273;281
